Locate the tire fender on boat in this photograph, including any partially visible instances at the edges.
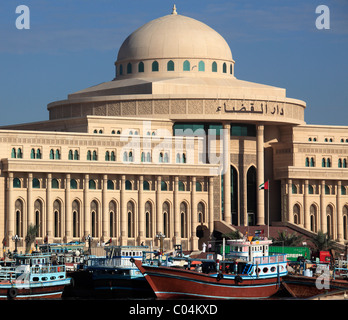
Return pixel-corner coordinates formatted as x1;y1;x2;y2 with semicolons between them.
8;288;18;299
130;257;135;264
235;275;243;284
216;272;223;281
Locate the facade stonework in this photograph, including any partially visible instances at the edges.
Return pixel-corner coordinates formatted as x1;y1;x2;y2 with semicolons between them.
1;9;346;253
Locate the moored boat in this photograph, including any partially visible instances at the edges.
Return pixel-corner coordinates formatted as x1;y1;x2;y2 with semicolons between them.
0;252;71;300
134;238;288;299
83;245;155;298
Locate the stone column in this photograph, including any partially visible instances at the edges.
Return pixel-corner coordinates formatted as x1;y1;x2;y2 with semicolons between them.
337;181;343;242
173;176;180;245
27;173;33;227
138;176;145;244
222;123;231;224
102;174;108;241
156;176;162;235
287;179;293;223
84;174;89;237
120;175;127;245
304;180;309;230
320;180;326;233
256;125;265;225
7;172;14;240
191;177;198;251
46;174;52;241
208;177;214;236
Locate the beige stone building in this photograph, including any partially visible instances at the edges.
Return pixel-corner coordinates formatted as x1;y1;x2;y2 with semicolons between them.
1;7;347;252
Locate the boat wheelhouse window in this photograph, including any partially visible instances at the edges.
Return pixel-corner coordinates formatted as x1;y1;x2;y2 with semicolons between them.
33;277;40;281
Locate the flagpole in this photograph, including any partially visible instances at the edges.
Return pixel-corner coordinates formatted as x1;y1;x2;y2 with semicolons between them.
267;179;270;238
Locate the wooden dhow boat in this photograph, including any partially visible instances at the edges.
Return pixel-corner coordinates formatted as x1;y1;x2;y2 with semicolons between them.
0;252;71;299
134;238;288;299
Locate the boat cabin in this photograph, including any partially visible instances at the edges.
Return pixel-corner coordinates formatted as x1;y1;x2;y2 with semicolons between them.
225;238;272;263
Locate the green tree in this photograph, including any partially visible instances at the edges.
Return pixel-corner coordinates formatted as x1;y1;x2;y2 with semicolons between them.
25;224;39;253
222;230;243;240
271;230;304;247
311;230;336;252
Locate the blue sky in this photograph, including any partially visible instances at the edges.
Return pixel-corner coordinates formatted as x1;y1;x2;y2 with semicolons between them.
0;0;347;126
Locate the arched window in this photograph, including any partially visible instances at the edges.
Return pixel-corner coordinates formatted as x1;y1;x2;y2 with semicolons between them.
71;179;78;189
344;159;347;168
119;64;123;75
223;62;227;73
305;157;309;167
11;148;16;158
308;185;314;194
72;200;80;237
167;60;174;71
159;152;163;163
32;178;40;189
15;199;23;237
183;60;190;71
143;181;150;191
325;185;330;195
127;62;132;74
87;151;92;161
13;178;21;188
34;200;43;237
145;201;152;238
55;149;60;160
109;201;117;238
310;204;317;232
129;151;133;162
141;152;145;163
30;149;35;159
74;150;79;160
161;181;167;191
292;184;297;194
176;153;181;163
68;150;73;160
180;202;187;238
52;178;59;189
247;166;257;226
327;158;331;167
92;151;98;161
178;181;185;191
146;152;151;162
230;64;233;74
105;151;110;161
326;205;333;237
36;149;41;159
91;200;99;238
343;206;348;240
322;158;326;167
17;148;22;159
152;61;159;72
212;61;217;72
125;180;132;190
111;151;116;161
138;61;144;73
293;204;300;224
163;202;170;238
107;180;114;190
310;157;315;167
197;202;205;223
164;152;169;163
123;151;128;162
53;200;61;237
127;201;135;237
198;61;205;71
339;158;342;168
89;180;96;190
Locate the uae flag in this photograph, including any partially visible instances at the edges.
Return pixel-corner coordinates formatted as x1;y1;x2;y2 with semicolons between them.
259;181;269;190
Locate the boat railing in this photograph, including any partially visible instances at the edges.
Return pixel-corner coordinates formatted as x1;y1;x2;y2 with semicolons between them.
253;254;287;265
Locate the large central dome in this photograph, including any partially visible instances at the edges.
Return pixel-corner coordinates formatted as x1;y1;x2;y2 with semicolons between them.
115;6;234;79
117;9;233;62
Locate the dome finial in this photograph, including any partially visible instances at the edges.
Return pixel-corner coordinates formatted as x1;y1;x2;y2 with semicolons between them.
172;4;177;15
